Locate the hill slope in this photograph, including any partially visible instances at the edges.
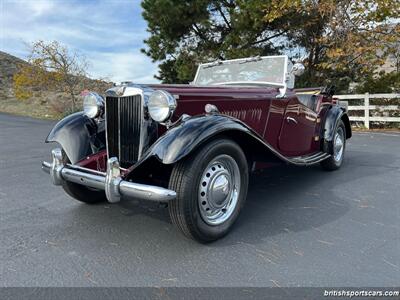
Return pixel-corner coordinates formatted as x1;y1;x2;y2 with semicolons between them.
0;51;112;119
0;51;29;100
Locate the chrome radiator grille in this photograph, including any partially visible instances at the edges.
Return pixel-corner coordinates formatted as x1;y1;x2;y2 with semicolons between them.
105;95;142;167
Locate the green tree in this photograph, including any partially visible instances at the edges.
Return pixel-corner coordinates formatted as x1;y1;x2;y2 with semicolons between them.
141;0;290;83
355;71;400;93
266;0;400;91
142;0;399;92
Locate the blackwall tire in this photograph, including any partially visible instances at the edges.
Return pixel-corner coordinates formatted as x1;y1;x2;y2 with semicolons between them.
61;151;107;204
168;138;249;243
62;181;107;204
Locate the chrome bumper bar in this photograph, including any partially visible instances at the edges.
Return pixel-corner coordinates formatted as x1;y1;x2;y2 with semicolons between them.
41;148;176;203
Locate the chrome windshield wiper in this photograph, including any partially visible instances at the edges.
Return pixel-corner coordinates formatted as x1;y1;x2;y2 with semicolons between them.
239;56;262;64
203;60;223;69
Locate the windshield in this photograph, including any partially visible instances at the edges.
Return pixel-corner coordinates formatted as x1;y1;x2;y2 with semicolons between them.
194;56;292;87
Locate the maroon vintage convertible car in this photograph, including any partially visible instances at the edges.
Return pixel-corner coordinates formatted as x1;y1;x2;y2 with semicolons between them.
42;55;351;242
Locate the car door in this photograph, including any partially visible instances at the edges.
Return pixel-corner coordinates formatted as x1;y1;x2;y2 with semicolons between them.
278;95;318;156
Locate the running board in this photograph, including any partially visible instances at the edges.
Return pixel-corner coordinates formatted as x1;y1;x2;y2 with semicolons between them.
287;152;331;166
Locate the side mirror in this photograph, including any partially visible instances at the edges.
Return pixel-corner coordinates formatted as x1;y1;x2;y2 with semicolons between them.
291;63;305;77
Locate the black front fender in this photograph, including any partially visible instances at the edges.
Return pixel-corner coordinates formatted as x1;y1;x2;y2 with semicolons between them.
134;114;287;168
45;112;105;164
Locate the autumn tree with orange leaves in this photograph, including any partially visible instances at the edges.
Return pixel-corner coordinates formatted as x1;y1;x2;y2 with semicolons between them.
264;0;400;90
14;40;90;111
142;0;399;92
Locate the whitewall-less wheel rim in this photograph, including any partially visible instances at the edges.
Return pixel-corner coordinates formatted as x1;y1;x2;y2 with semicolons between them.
198;155;241;225
334;127;344;162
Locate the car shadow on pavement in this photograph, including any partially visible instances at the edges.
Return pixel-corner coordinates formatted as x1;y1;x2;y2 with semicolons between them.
64;149;394;247
215;149;396;246
221;164;350;246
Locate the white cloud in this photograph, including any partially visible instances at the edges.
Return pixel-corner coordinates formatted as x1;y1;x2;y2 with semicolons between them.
87;51;159;83
25;0;55;17
0;0;160;83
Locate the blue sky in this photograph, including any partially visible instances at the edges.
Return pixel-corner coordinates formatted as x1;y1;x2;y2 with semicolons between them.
0;0;159;83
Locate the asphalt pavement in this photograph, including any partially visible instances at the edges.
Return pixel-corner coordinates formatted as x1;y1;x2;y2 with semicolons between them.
0;112;399;287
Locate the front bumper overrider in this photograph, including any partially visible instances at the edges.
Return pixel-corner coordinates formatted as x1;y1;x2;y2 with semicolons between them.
41;148;176;203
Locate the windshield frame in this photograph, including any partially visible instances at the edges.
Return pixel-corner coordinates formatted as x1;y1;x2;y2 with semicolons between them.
193;55;293;88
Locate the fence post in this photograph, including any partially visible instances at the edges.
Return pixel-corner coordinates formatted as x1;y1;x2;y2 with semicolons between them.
364;93;370;129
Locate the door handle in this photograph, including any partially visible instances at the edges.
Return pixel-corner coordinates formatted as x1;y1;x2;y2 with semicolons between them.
286;116;298;124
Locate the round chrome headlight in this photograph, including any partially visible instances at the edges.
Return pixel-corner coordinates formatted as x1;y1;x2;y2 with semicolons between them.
148;90;177;122
83;92;104;118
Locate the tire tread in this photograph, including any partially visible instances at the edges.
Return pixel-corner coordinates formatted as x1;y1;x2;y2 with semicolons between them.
168;138;249;242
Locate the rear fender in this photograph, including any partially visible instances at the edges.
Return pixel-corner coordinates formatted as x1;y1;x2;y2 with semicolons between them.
323;106;351;141
322;105;352;154
45;112;105;164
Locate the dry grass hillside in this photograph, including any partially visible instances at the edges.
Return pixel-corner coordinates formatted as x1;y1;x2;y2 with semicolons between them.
0;51;112;119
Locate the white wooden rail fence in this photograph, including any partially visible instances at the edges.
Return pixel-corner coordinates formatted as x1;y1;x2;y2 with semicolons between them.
336;93;400;129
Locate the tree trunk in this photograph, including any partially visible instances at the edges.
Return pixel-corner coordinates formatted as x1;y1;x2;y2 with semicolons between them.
69;89;76;112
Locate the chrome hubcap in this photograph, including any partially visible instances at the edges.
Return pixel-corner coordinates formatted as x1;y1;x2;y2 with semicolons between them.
198;155;241;225
210;174;230;206
334;128;344;162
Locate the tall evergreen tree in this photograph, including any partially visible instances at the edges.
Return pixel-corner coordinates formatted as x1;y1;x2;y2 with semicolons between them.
142;0;399;91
